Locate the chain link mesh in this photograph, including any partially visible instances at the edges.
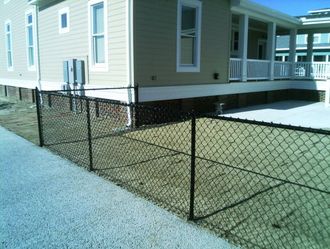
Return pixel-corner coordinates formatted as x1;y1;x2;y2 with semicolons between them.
38;91;330;249
195;115;330;249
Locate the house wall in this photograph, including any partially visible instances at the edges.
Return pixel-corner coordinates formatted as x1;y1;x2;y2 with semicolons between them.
39;0;129;88
133;0;231;87
0;0;38;86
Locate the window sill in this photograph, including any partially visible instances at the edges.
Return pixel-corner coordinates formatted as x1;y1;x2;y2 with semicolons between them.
59;28;70;34
177;65;200;73
27;66;36;71
89;64;108;72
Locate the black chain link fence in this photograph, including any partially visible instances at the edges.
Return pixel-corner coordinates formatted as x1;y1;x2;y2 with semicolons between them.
36;88;330;249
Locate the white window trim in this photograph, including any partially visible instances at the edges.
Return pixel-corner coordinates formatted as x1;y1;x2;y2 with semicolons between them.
58;7;70;34
25;9;36;71
176;0;202;73
4;20;14;71
88;0;108;72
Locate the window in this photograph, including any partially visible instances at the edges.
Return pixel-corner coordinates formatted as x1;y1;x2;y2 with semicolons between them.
297;55;307;62
59;7;70;34
231;30;239;52
177;0;202;72
88;0;108;71
25;10;35;70
4;20;13;70
313;34;321;44
275;56;282;62
297;34;306;45
313;55;326;62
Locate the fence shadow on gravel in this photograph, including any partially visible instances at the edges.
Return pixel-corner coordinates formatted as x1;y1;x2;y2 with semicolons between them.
36;88;330;249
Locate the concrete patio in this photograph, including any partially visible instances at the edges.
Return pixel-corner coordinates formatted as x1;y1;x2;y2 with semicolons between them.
223;100;330;129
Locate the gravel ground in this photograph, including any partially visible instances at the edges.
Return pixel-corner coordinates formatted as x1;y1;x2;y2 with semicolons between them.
0;126;235;249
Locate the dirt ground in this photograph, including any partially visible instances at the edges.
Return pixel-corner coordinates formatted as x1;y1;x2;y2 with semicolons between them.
0;97;38;144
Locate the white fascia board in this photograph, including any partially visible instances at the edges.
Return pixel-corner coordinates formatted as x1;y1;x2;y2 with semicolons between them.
39;81;135;102
139;81;330;102
308;9;330;14
0;78;38;89
301;17;330;25
231;0;301;28
84;87;135;102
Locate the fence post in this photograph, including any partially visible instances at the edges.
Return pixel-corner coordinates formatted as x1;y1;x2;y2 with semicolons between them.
47;94;52;108
86;99;94;171
95;100;100;117
134;85;140;128
35;87;44;147
189;111;196;220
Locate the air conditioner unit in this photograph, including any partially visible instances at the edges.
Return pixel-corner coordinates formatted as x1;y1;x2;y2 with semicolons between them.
75;84;85;97
61;83;71;95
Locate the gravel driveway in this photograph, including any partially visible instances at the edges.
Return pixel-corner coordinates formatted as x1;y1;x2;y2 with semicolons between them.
0;126;234;249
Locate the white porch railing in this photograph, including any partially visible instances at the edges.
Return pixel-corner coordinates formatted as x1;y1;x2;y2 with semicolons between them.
274;61;291;79
230;58;330;81
229;58;242;81
294;62;330;80
247;59;270;80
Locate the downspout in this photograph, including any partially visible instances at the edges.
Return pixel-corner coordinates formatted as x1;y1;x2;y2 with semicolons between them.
126;0;134;127
35;5;42;92
127;0;134;97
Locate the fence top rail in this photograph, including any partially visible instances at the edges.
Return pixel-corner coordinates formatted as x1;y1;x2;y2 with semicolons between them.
204;114;330;136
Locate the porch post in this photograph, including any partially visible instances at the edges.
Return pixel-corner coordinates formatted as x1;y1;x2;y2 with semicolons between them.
289;29;297;78
306;33;314;78
267;22;276;80
239;14;249;82
306;33;314;62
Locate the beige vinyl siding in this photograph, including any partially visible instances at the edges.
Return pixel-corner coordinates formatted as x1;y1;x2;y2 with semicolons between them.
133;0;231;87
0;0;37;83
39;0;128;87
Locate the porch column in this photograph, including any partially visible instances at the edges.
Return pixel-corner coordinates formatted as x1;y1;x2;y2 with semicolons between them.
267;22;276;80
289;29;297;78
306;33;314;78
306;33;314;62
239;14;249;82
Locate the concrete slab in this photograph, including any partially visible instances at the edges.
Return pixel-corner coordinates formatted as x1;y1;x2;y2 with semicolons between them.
223;101;330;129
0;127;235;249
